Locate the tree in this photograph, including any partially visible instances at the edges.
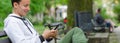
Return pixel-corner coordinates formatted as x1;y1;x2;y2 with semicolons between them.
67;0;93;29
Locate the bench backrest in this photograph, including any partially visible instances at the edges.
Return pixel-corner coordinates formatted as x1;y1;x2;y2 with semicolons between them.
0;31;11;43
74;11;94;32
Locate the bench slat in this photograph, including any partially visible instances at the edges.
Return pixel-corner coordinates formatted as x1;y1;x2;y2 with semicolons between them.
0;31;11;43
0;38;11;43
0;31;7;37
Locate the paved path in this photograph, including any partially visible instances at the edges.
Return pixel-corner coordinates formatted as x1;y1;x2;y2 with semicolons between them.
112;26;120;43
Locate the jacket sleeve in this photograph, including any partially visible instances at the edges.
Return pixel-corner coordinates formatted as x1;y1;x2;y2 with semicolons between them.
4;19;41;43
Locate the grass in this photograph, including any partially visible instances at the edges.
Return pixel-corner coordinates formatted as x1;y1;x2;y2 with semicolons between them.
0;26;3;31
116;23;120;26
0;24;46;34
34;24;46;34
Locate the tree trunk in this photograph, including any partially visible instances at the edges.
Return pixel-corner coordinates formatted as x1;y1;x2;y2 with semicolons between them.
67;0;93;29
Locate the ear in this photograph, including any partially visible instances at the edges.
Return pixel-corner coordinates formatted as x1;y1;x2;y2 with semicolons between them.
13;2;19;8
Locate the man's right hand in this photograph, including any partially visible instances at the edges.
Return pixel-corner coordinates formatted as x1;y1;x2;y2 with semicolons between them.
42;29;57;39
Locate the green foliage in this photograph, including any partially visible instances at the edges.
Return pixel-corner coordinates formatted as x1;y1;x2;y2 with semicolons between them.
113;5;120;22
113;5;120;15
34;25;45;34
0;0;12;27
55;0;68;5
30;0;46;15
30;0;61;15
94;0;102;7
0;21;3;26
0;0;12;19
114;5;120;13
101;8;110;19
0;0;68;18
43;15;55;24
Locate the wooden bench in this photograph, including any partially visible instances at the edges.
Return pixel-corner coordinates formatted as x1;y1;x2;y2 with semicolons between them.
88;33;109;43
0;31;11;43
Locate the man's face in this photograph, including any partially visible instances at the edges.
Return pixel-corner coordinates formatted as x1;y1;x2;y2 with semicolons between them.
14;0;30;16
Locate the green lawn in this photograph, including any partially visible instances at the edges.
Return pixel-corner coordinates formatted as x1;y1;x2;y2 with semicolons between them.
0;24;46;34
34;25;46;34
0;26;3;31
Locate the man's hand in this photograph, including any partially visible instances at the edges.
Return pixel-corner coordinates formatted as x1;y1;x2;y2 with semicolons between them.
42;29;57;39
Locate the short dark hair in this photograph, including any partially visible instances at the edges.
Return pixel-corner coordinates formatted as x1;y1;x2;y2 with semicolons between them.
11;0;21;7
97;8;101;13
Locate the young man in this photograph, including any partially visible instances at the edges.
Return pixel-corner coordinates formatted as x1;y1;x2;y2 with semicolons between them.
4;0;57;43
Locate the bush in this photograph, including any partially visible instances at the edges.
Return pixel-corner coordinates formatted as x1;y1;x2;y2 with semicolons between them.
0;0;12;19
101;8;111;19
43;15;55;24
113;5;120;23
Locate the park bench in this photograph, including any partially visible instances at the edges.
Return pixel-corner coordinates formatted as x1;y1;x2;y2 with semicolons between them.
74;11;93;32
74;11;109;32
74;11;110;43
91;19;109;32
88;33;109;43
0;31;11;43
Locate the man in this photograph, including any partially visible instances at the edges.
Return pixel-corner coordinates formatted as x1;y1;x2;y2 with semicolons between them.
94;8;104;25
4;0;57;43
93;8;106;32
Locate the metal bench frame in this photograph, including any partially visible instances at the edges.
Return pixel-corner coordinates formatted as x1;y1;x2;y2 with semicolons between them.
0;31;11;43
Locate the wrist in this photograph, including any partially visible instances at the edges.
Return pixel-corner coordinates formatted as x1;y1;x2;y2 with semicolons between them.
42;34;48;39
39;35;45;42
